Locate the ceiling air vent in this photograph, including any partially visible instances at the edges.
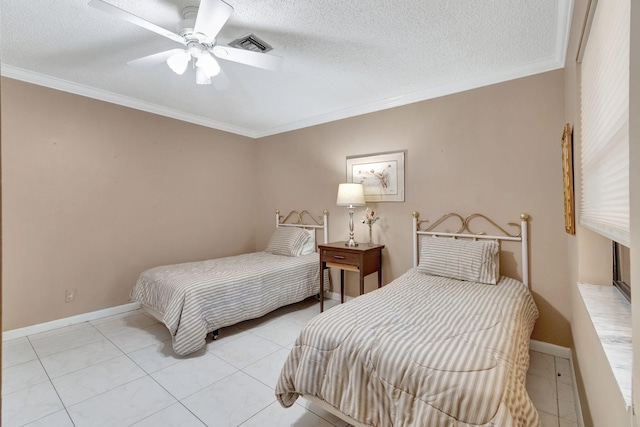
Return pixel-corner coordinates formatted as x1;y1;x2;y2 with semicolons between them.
228;34;273;53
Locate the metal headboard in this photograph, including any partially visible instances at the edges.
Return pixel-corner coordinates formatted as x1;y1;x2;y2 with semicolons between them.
275;209;329;244
412;211;530;287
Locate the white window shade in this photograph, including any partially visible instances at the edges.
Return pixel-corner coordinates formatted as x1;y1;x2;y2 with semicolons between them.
580;0;630;247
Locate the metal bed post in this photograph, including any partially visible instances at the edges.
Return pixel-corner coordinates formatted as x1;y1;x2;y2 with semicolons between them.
520;213;530;288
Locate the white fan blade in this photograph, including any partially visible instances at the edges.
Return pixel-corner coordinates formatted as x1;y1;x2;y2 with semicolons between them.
211;69;231;90
194;0;233;40
211;46;283;71
88;0;185;45
127;49;185;67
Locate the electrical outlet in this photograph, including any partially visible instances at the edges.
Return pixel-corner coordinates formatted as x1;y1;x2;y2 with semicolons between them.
65;289;77;303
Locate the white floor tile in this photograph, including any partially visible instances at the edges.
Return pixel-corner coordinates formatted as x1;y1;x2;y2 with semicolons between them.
2;337;38;368
128;339;190;373
243;348;291;389
559;419;579;427
207;324;250;344
287;300;338;326
51;354;147;406
558;398;578;422
151;351;237;400
251;319;305;349
529;351;556;379
131;403;206;426
27;322;94;342
40;338;123;378
181;371;276;427
557;382;574;403
241;401;335;427
67;376;176;426
23;410;74;427
2;359;49;395
538;410;560;427
299;399;351;427
555;357;572;385
103;323;172;353
91;311;159;335
208;333;282;369
527;374;558;416
29;323;104;358
2;381;64;427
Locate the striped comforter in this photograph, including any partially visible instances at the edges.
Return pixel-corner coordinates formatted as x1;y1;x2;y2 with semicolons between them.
131;252;321;356
276;269;540;426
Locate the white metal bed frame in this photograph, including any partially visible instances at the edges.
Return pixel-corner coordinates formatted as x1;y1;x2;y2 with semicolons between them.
412;211;530;287
275;209;329;246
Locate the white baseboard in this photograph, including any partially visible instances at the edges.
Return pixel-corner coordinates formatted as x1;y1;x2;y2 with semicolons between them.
529;339;572;359
2;302;141;341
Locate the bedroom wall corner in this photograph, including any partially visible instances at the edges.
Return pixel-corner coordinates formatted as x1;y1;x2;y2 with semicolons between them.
256;68;572;348
1;78;258;331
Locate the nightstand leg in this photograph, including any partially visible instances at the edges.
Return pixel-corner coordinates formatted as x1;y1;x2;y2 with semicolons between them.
340;269;345;303
378;267;382;288
360;272;365;295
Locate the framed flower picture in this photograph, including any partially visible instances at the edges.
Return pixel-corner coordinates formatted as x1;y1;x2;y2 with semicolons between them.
347;151;405;202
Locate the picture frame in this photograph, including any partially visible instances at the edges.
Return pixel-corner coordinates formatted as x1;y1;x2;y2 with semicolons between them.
347;151;405;202
562;123;575;235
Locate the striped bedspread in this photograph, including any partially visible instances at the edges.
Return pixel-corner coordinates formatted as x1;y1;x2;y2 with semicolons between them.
131;252;321;356
276;269;540;426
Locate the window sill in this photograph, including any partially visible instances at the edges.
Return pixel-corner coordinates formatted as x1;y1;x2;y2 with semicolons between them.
577;283;632;410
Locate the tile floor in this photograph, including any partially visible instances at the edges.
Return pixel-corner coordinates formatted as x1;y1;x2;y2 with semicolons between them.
3;298;579;426
527;350;579;427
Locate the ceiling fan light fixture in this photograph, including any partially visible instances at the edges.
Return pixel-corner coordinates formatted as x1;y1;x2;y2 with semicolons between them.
166;50;191;75
195;67;212;85
196;53;221;77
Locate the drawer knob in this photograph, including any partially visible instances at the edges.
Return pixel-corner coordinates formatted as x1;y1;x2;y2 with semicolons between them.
334;255;345;259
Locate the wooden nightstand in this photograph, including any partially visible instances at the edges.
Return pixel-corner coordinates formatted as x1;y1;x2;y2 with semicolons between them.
318;242;385;312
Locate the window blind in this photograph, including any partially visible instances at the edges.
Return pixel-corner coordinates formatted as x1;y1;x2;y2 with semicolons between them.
580;0;630;247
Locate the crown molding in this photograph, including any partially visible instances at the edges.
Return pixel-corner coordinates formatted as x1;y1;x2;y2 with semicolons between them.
2;0;571;143
253;56;565;138
0;65;259;138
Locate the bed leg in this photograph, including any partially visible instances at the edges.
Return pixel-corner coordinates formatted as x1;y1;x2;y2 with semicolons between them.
211;329;219;341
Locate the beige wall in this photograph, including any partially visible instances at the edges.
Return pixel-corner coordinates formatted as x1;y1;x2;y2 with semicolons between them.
2;67;571;349
1;78;258;330
257;70;571;346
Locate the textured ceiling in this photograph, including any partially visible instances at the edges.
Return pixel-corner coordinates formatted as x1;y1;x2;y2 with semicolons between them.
1;0;573;138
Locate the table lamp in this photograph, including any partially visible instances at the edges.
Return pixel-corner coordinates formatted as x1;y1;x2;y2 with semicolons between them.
336;183;366;247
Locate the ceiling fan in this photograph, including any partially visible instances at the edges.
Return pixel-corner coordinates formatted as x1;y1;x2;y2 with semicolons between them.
88;0;283;86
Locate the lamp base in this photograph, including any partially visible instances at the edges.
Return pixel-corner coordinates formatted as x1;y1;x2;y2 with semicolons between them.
345;239;359;247
344;207;360;247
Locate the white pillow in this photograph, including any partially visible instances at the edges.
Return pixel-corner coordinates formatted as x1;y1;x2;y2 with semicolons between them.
299;229;316;255
417;236;499;285
265;227;311;257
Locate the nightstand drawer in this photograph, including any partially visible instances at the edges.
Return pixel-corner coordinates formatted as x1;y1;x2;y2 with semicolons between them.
321;249;360;266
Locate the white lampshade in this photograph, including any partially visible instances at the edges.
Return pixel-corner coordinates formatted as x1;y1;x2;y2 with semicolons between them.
336;183;365;207
166;50;191;75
